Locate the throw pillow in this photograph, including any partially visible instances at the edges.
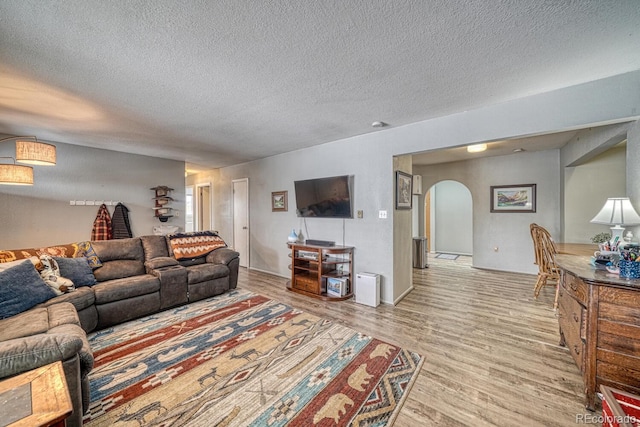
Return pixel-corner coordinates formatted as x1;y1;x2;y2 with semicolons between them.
0;256;40;271
0;260;57;319
38;255;75;295
54;257;97;287
168;231;227;260
76;241;103;268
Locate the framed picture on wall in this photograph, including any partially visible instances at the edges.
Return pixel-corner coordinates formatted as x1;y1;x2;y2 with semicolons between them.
395;171;413;209
490;184;536;213
271;191;288;212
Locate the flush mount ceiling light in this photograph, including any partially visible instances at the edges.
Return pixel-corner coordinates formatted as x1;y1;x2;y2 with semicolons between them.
371;121;388;128
466;143;487;153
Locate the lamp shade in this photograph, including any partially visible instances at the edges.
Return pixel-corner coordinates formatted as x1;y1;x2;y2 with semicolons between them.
15;140;56;166
590;198;640;226
0;164;34;185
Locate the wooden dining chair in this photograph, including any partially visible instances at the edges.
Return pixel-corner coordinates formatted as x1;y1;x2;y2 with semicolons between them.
530;223;560;309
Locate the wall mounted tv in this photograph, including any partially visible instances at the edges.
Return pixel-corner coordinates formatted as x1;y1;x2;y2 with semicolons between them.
294;175;353;218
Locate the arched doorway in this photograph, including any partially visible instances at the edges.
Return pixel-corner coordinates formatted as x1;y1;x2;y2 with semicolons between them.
425;180;473;255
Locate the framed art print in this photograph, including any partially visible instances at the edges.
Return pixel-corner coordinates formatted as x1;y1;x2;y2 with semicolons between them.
490;184;536;213
271;191;287;212
395;171;413;210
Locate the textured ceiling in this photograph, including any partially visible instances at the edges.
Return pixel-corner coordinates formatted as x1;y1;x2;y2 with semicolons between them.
0;1;639;169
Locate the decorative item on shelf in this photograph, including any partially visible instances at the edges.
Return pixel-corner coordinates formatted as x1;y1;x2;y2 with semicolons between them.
297;229;304;243
151;186;174;222
287;229;298;243
0;136;56;185
591;197;640;248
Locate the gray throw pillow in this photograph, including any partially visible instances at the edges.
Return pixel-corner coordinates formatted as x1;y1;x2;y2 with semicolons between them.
0;260;57;319
54;257;97;287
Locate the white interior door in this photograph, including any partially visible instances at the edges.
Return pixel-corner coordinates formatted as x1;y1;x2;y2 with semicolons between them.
233;178;249;268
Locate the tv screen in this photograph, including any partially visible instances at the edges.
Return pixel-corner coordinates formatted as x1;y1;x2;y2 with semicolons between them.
294;175;352;218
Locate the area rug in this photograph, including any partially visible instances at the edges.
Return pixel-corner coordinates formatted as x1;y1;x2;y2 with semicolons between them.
435;253;459;260
83;289;423;426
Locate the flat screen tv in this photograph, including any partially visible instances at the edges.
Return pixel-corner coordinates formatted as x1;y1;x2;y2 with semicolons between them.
294;175;353;218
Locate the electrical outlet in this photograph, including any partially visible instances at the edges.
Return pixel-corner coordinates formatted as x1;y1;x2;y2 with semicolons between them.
357;210;363;218
378;210;387;219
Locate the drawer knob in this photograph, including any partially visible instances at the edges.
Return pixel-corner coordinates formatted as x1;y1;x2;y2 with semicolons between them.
573;344;580;355
573;313;579;323
570;282;578;291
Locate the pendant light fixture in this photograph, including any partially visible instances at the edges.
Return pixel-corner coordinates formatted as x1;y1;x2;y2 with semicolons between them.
0;160;34;185
15;139;56;165
0;136;56;185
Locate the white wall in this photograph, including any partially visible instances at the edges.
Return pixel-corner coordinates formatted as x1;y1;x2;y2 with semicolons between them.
212;71;640;300
0;141;185;248
414;150;559;274
564;144;626;243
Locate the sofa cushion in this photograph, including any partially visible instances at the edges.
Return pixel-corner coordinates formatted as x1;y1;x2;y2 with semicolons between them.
91;237;144;262
55;256;97;287
186;263;230;284
0;260;57;319
93;275;160;304
0;302;79;341
168;231;227;260
140;235;170;259
93;260;145;282
39;287;95;313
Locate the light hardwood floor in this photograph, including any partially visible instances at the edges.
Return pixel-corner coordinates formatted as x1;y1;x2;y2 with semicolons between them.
238;256;598;426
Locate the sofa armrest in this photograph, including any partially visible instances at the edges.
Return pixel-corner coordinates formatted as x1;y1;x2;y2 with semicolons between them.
0;334;83;379
144;256;179;273
206;248;239;266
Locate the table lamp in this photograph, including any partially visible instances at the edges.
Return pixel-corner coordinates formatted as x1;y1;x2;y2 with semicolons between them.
590;198;640;246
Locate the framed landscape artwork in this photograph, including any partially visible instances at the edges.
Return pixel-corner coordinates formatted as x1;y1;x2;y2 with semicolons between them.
395;171;413;210
271;191;287;212
490;184;536;213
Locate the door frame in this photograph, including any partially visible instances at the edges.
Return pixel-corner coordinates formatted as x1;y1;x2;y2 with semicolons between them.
195;182;212;231
232;178;249;268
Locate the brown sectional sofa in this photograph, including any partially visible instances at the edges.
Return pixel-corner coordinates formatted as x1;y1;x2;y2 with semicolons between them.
0;234;239;427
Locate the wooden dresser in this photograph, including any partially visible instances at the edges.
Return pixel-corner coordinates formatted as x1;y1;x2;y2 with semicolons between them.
556;255;640;410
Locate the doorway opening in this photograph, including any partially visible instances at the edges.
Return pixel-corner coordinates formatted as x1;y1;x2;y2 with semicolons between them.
425;180;473;256
195;183;211;231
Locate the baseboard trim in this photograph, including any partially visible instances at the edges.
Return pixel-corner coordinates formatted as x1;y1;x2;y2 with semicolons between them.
392;285;415;305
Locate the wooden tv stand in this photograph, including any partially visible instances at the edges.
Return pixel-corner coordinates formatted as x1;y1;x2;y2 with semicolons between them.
286;242;353;301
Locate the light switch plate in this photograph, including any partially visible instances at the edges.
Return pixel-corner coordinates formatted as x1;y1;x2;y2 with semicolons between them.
379;210;387;219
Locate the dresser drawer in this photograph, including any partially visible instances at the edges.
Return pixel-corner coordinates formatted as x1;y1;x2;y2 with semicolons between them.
558;289;585;371
561;271;588;306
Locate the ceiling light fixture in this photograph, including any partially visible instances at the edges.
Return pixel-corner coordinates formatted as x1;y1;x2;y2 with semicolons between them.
513;148;526;153
0;136;56;185
15;138;56;165
0;159;34;185
371;121;387;128
467;143;487;153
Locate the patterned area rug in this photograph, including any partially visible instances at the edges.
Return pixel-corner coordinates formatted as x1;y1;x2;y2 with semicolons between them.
83;289;423;426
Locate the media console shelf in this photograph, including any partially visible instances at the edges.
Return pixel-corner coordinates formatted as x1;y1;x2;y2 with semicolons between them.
286;242;354;301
